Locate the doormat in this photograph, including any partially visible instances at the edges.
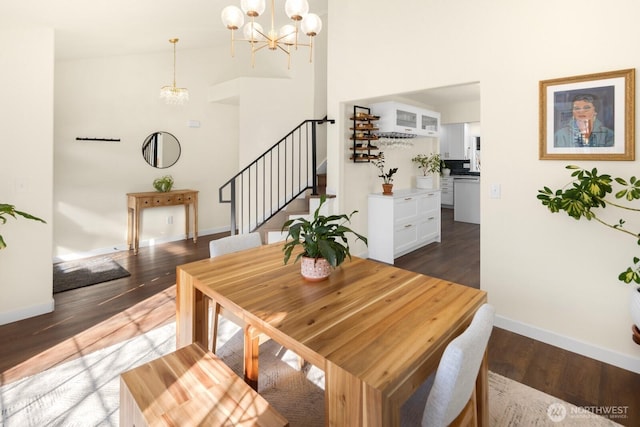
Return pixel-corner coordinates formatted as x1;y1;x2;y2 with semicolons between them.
53;257;131;293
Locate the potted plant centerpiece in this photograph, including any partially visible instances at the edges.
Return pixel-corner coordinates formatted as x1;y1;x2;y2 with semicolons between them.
372;152;398;195
0;203;46;250
537;165;640;343
282;194;367;281
411;153;442;189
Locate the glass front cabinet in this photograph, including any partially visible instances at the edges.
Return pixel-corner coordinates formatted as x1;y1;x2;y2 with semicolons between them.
370;101;440;137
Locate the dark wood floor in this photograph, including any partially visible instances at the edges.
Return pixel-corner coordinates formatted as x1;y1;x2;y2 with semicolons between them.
1;208;638;425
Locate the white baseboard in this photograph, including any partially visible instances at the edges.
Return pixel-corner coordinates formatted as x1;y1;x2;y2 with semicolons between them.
53;227;230;263
495;314;640;375
0;298;55;326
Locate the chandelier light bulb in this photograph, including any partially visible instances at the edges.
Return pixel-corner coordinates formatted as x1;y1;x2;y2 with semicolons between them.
285;0;309;21
301;13;322;36
279;25;297;46
241;0;265;17
243;22;265;42
221;5;244;29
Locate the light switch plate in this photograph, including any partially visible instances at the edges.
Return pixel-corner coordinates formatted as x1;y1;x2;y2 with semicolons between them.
490;183;501;199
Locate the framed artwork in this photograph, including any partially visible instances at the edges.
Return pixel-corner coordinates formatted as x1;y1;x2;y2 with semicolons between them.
539;68;635;160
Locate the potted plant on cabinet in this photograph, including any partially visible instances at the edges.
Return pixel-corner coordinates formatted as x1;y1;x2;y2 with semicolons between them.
282;195;367;281
0;203;46;250
372;152;398;195
411;153;442;189
537;165;640;344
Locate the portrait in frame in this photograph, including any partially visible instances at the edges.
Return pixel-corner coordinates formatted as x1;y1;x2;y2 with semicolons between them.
539;68;635;160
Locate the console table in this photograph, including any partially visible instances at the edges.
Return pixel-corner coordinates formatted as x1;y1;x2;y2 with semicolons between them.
126;189;198;255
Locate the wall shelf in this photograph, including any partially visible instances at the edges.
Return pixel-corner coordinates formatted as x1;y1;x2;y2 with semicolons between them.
349;105;380;163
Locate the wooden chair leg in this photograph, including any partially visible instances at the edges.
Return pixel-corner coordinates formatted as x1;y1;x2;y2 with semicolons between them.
209;300;221;354
244;324;260;391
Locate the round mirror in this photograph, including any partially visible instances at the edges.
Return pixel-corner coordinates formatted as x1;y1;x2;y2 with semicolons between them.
142;131;181;168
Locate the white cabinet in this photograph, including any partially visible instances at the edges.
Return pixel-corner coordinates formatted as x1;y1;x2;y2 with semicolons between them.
440;123;468;159
370;101;440;137
418;110;440;136
368;189;441;264
440;176;454;206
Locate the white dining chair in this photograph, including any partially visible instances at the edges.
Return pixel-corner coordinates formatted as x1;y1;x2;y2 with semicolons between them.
209;231;263;258
421;303;495;427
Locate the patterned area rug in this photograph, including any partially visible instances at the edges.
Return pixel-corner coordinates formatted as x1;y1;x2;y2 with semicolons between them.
0;320;623;426
53;257;131;293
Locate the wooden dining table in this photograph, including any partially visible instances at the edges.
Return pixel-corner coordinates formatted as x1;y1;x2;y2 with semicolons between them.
176;243;488;427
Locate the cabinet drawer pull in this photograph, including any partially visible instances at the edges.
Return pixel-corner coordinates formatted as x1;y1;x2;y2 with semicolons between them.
428;217;435;220
404;197;413;201
404;224;413;228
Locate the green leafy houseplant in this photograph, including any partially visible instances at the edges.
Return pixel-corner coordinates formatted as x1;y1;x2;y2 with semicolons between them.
0;204;46;250
372;152;398;184
537;165;640;283
153;175;174;192
411;153;442;176
282;195;367;268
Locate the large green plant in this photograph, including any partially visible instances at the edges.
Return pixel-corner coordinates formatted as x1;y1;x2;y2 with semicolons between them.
537;165;640;283
411;153;442;176
0;204;46;249
282;195;367;267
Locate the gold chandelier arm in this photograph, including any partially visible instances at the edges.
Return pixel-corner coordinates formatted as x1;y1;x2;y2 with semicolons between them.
275;44;291;70
230;29;236;57
252;42;270;53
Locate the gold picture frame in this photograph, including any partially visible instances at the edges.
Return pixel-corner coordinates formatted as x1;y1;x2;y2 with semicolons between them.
539;68;635;160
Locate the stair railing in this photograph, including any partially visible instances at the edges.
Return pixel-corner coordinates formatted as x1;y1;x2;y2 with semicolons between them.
219;117;334;235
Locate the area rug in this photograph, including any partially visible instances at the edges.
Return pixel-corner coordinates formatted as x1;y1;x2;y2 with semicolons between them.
53;257;131;293
0;320;623;427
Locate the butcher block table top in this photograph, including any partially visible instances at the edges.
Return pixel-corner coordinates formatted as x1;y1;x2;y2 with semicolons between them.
176;243;488;426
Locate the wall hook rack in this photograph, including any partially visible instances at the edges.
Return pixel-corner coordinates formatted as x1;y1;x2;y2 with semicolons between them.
76;137;121;142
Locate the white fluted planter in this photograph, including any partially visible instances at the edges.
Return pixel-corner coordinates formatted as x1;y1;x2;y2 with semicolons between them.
415;175;434;189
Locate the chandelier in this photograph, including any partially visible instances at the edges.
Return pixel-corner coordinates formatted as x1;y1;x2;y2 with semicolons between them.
160;38;189;105
221;0;322;69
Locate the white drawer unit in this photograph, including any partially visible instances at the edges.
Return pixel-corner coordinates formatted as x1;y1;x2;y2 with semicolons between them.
441;176;454;206
368;189;441;264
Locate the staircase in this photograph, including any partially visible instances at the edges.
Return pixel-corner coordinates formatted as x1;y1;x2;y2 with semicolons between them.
219;119;334;240
257;173;333;243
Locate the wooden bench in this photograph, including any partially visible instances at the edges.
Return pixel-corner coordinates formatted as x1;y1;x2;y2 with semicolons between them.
120;342;289;426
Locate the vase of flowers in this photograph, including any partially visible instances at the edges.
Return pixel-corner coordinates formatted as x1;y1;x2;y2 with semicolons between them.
372;152;398;195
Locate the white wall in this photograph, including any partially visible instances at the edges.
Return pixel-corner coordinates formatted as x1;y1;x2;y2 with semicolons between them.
327;0;640;373
0;20;322;324
0;27;54;323
54;46;240;258
54;41;321;259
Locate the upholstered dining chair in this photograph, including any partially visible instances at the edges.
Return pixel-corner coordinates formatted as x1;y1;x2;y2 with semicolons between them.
421;303;495;427
208;232;263;353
